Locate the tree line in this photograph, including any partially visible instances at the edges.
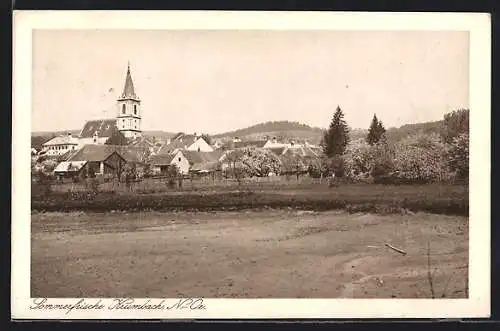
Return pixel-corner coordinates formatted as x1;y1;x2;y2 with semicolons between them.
319;106;469;183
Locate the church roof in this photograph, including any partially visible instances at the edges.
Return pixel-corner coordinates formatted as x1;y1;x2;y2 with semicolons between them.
79;119;117;138
119;63;138;100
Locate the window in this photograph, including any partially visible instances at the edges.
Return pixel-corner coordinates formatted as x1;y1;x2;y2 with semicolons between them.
134;105;137;115
178;157;181;162
122;104;126;114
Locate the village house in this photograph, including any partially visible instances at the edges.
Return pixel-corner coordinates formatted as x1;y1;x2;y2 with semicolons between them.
53;160;87;179
262;137;292;149
150;150;191;175
233;140;267;149
41;133;79;156
157;133;213;154
149;150;224;175
149;154;175;175
65;144;127;177
182;150;224;174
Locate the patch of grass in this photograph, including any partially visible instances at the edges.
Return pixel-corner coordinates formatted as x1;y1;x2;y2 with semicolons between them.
32;184;468;216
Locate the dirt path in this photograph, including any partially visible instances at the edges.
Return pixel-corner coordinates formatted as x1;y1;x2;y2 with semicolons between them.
31;210;469;298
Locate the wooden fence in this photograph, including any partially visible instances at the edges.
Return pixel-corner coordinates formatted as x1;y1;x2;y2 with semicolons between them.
43;174;331;194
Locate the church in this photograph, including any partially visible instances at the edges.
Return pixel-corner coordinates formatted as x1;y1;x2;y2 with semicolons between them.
42;63;142;155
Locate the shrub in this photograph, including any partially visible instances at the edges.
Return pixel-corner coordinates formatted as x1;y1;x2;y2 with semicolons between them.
446;133;469;180
392;132;449;183
239;148;282;177
88;178;100;194
320;156;345;178
344;139;394;182
343;139;372;180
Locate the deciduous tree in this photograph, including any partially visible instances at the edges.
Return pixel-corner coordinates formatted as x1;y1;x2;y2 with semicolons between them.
106;130;129;145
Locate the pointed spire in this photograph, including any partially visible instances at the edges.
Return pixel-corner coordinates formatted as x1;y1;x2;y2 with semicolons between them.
120;61;138;100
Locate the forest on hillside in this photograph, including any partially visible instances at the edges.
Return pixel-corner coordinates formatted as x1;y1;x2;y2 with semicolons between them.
213;121;324;138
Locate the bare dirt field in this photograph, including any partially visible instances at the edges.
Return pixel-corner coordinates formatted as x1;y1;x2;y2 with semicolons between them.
31;210;468;298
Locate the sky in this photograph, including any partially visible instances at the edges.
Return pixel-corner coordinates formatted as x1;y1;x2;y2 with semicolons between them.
32;30;469;134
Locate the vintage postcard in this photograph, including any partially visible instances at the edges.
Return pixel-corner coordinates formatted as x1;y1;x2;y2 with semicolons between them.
12;11;490;319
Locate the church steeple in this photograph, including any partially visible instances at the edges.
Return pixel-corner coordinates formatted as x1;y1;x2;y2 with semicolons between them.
120;61;139;100
116;62;142;139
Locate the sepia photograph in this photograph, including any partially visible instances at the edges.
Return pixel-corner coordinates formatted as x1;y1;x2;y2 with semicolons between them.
12;11;490;319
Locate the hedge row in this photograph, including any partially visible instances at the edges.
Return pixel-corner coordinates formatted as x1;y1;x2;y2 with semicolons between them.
32;190;468;216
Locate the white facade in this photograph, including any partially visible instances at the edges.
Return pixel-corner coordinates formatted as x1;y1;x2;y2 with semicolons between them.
42;134;79;156
170;150;191;175
263;139;289;149
116;99;141;139
186;137;214;152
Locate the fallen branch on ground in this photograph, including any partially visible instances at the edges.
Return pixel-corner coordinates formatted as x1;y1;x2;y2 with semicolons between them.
385;243;407;255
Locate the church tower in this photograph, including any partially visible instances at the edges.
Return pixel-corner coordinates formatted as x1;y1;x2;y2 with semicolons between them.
116;62;142;139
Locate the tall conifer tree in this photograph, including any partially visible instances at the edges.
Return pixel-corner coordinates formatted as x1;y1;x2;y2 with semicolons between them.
322;105;350;157
366;114;386;145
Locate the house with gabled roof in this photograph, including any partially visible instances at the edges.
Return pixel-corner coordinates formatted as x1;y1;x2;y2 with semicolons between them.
41;133;79;156
149;150;191;175
148;150;224;175
66;144;127;177
149;154;176;175
157;133;213;155
54;161;87;178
